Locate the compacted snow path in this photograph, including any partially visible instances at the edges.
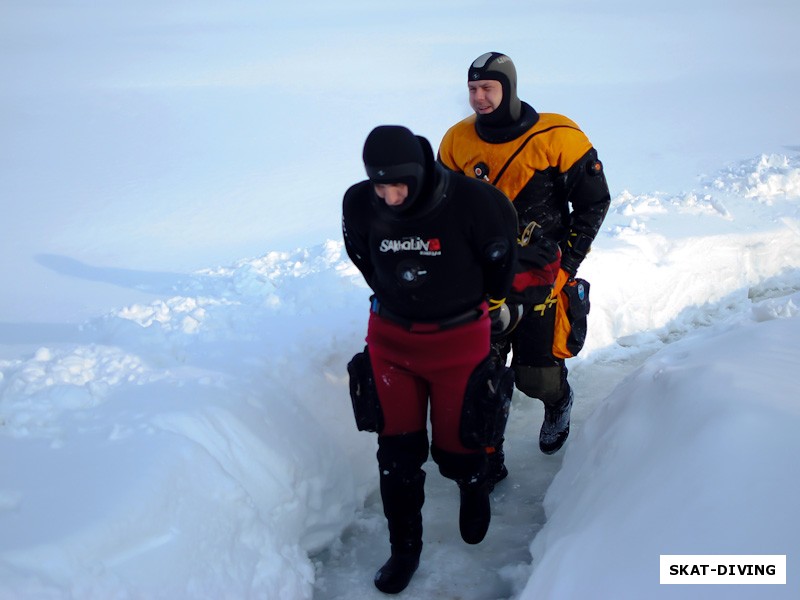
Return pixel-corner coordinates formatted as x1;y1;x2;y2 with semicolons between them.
310;352;643;600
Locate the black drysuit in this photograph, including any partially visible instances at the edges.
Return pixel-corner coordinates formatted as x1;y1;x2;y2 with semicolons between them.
342;164;518;455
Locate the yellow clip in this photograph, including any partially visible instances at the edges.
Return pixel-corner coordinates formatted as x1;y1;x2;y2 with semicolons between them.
488;297;506;311
518;221;540;247
532;294;558;316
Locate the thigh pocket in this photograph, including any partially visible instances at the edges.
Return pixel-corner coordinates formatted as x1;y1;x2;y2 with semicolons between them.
460;355;515;449
553;277;590;358
347;346;384;433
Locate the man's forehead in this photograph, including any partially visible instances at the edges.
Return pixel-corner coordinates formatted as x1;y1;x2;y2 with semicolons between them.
468;79;501;88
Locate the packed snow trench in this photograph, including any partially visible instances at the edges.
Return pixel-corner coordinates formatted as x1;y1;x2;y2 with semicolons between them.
2;154;800;599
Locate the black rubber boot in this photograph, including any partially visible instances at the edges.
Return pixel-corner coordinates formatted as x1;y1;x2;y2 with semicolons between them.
374;551;421;595
457;477;491;544
539;386;574;454
431;446;491;545
374;468;424;594
374;432;428;594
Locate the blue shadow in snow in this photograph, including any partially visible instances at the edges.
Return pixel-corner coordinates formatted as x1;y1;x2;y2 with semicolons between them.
0;255;219;347
34;253;213;296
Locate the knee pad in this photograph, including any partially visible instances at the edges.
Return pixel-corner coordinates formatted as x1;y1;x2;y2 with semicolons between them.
513;364;565;404
431;445;487;484
378;431;429;476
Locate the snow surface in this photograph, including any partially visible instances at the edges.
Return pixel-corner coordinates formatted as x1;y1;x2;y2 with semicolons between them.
2;1;800;599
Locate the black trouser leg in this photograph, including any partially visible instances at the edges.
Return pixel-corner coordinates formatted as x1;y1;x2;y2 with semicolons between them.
486;437;508;491
374;431;428;594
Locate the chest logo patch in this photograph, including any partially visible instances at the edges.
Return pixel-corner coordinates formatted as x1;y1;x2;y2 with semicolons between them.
379;236;442;256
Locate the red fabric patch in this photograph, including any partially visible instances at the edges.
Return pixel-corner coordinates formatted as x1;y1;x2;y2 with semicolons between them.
511;257;561;291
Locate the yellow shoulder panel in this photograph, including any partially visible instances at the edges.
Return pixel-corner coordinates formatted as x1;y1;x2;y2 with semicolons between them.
438;113;593;202
438;115;477;174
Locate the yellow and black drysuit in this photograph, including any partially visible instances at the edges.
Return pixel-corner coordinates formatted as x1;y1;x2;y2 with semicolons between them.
438;60;610;452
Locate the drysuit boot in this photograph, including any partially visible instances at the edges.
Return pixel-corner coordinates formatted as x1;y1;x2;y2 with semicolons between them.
457;477;491;544
374;433;427;594
375;552;421;595
431;445;491;545
539;386;574;454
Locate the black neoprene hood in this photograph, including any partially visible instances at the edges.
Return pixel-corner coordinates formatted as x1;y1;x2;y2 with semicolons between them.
362;125;427;213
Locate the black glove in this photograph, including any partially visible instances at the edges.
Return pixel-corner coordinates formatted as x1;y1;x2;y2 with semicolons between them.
560;231;593;276
560;252;581;277
517;236;560;270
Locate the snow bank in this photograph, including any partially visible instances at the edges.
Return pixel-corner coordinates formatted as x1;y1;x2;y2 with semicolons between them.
522;289;800;600
0;241;376;598
2;155;799;599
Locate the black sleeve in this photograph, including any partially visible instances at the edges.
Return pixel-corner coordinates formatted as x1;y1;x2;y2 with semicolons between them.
560;148;611;273
342;183;374;286
478;186;519;301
